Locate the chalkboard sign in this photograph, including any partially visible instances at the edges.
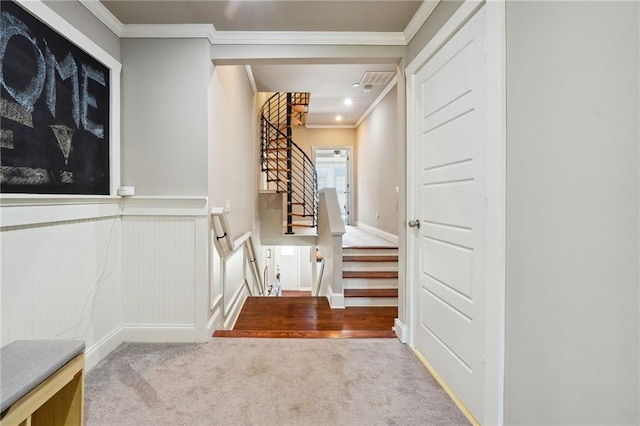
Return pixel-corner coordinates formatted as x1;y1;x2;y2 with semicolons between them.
1;0;110;194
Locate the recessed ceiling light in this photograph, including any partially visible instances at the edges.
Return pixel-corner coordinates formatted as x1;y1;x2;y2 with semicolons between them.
363;84;373;93
335;115;343;122
344;98;353;106
351;83;360;88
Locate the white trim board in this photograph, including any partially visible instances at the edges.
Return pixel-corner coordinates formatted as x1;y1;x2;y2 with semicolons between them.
120;196;209;217
393;318;408;344
245;65;258;94
121;324;207;343
78;1;439;47
84;326;124;372
403;0;440;44
121;24;216;44
0;197;122;228
78;0;124;37
0;196;209;228
355;221;399;246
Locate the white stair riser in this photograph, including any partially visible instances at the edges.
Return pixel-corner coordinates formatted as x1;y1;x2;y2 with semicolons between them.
343;262;398;270
343;248;398;256
343;278;398;289
344;297;398;307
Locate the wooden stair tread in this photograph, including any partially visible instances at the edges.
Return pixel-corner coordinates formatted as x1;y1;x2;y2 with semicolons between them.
343;255;398;262
344;288;398;298
343;271;398;279
290;115;303;126
213;329;395;338
283;223;315;228
288;212;312;217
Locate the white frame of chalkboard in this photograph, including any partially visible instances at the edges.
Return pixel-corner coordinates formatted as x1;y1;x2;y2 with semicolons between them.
2;0;122;197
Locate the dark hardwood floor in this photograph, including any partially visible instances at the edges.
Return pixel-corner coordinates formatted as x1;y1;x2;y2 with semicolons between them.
213;296;397;338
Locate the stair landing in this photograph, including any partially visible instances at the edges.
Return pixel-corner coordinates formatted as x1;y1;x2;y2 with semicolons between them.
342;225;396;249
213;297;396;338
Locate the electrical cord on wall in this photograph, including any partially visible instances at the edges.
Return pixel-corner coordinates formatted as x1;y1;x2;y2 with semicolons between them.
54;198;123;339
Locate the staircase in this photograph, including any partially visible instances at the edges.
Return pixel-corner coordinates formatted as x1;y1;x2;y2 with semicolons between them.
342;246;399;307
260;92;317;235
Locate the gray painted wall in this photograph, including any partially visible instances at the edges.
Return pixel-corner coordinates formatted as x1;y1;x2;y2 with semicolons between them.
208;65;259;235
356;86;399;236
120;38;210;196
44;0;120;61
407;1;463;65
505;2;639;424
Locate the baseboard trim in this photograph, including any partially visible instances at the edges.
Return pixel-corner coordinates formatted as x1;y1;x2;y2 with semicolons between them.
355;221;399;245
222;287;250;330
85;326;124;372
121;324;207;343
393;318;408;343
327;288;345;309
412;348;480;426
207;308;221;336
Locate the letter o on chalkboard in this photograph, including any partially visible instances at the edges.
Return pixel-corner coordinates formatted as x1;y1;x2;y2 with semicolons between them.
0;12;46;112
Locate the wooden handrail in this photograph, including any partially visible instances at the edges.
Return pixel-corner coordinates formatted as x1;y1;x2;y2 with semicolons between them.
210;208;266;296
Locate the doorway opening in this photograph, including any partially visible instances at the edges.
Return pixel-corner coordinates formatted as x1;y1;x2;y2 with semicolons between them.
313;148;352;225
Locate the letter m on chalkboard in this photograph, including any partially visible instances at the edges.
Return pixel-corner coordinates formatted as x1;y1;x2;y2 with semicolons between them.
1;0;110;195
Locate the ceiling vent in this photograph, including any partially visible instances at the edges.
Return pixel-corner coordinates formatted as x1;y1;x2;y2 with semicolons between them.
359;71;395;87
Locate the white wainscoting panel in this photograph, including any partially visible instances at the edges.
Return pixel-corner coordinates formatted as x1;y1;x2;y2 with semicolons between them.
121;216;196;326
1;215;123;370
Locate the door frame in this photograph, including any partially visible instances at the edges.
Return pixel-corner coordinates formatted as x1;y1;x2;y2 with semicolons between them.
312;146;355;225
403;1;506;424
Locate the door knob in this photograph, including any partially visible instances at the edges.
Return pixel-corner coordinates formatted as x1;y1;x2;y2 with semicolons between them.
408;219;420;229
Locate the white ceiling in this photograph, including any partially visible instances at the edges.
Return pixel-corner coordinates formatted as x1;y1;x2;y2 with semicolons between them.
251;63;398;126
98;1;428;125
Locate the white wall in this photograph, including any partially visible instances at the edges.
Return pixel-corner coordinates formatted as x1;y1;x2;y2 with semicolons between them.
120;38;210;196
505;2;639;424
292;126;357;158
120;198;209;342
0;200;125;371
356;86;399;236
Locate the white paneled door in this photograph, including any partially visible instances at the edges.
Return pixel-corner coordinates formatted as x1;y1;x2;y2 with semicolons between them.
412;6;487;420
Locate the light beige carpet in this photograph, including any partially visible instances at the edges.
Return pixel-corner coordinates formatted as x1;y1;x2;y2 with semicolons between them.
85;338;470;425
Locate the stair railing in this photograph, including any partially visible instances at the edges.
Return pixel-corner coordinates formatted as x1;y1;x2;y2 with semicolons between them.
211;208;266;297
260;92;318;234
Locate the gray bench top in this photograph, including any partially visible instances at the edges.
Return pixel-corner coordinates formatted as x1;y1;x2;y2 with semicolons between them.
1;340;85;412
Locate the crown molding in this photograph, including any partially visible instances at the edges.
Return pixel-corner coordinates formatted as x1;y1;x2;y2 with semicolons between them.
78;0;123;37
355;75;398;128
211;31;406;46
245;65;257;94
403;0;440;44
78;1;432;46
121;24;216;43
